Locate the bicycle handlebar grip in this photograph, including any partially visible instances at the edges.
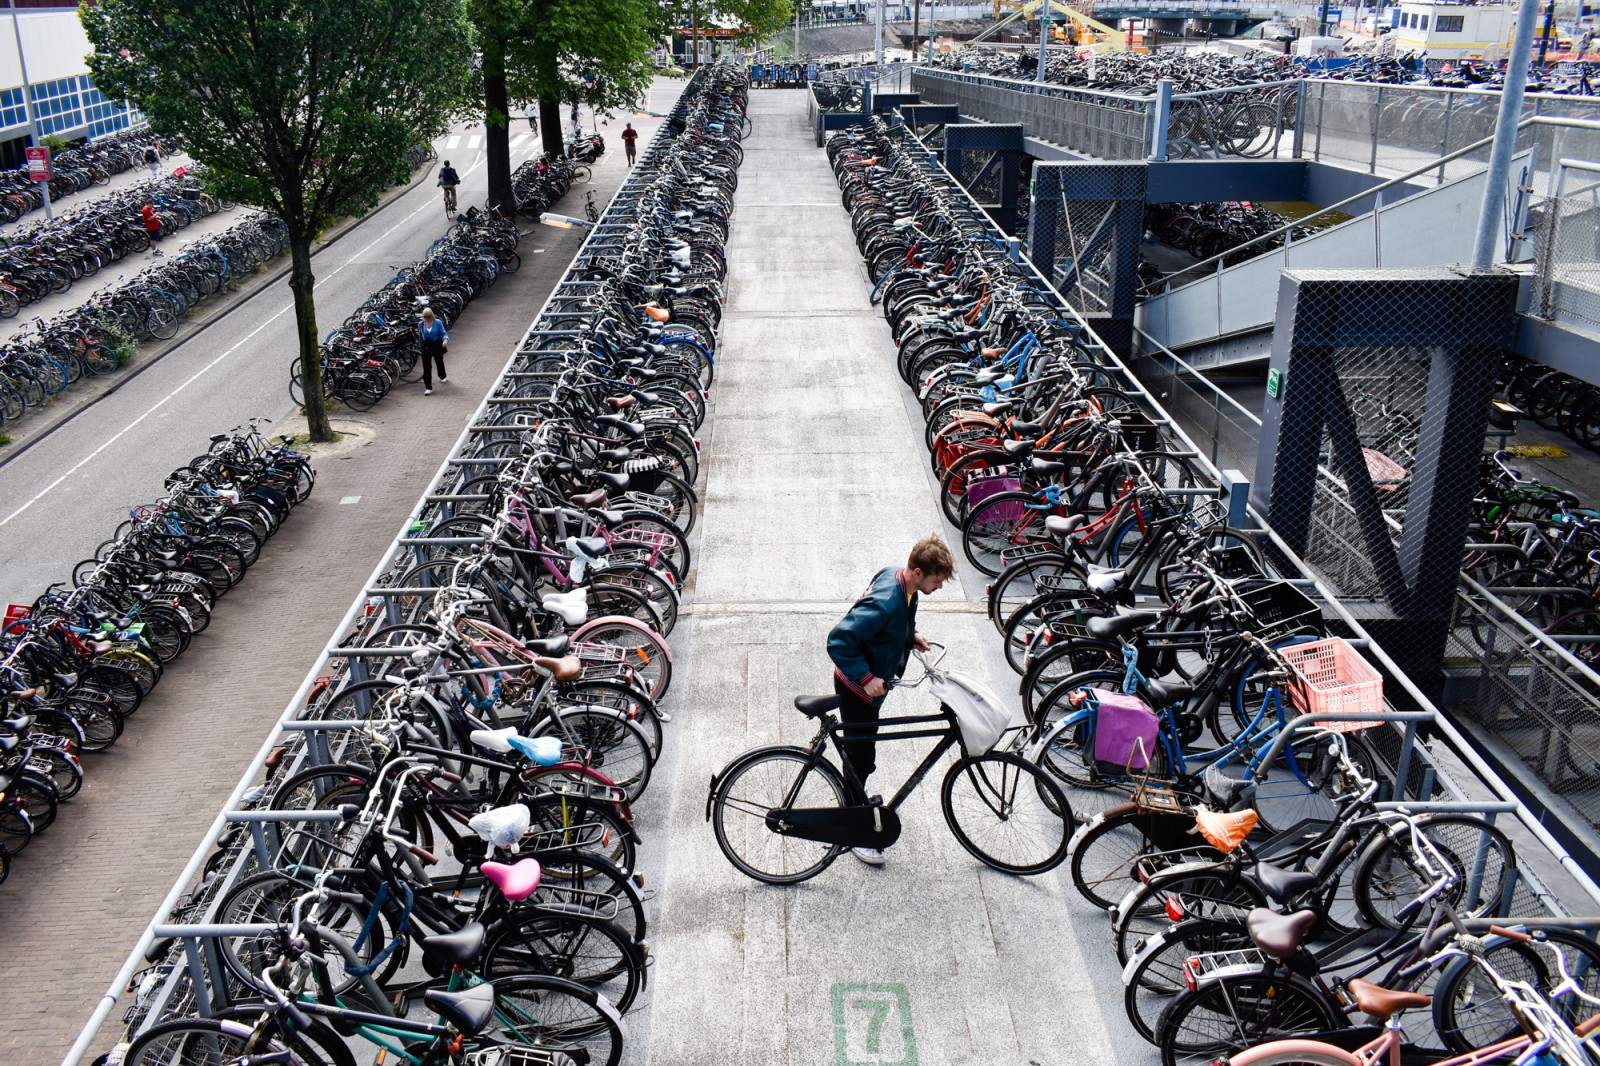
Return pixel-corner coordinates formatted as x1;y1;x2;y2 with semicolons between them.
410;844;440;865
1488;924;1532;941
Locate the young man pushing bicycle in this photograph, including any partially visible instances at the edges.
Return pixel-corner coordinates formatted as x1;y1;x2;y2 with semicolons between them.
827;535;955;866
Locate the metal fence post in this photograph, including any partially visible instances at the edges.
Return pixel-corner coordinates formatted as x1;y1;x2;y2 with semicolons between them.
1370;86;1382;174
1394;718;1419;801
1467;811;1497;912
182;937;213;1018
1149;79;1172;162
1437;91;1454;185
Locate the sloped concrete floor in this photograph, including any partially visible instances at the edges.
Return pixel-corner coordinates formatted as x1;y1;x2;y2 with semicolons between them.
637;90;1144;1066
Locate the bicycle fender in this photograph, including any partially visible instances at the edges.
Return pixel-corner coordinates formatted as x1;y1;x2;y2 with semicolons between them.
705;744;816;822
1025;707;1094;763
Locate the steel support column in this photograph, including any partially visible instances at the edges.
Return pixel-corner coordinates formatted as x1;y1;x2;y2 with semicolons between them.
943;123;1025;234
1255;268;1521;696
1027;161;1146;355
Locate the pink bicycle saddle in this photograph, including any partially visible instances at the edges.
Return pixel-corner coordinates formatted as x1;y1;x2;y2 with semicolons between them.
481;858;542;901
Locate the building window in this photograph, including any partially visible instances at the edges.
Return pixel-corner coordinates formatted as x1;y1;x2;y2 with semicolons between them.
1420;14;1429;28
1435;14;1464;30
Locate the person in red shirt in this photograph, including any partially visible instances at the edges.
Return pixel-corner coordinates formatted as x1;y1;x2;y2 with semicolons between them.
141;204;164;257
620;122;638;166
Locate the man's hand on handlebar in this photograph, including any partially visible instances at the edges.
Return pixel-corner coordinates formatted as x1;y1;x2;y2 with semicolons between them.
864;677;887;699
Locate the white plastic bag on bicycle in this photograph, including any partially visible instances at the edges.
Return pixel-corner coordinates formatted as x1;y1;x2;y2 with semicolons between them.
930;671;1015;755
469;803;531;849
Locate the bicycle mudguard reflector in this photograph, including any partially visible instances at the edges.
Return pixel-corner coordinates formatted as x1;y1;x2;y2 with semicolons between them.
766;804;902;849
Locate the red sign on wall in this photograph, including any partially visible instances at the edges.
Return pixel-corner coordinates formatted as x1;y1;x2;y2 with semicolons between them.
24;146;49;182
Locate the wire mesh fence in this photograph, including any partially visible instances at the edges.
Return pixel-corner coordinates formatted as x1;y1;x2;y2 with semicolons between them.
910;68;1152;159
1530;161;1600;340
1448;577;1600;832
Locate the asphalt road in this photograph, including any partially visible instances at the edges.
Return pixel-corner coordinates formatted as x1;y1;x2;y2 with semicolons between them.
0;104;653;610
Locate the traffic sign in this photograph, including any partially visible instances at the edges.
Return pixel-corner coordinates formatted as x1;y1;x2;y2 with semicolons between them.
24;146;49;182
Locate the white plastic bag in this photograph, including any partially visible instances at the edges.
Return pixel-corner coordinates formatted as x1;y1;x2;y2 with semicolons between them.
930;670;1017;755
468;803;531;848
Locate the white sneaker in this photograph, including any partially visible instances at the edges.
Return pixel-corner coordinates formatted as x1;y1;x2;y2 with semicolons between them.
424;388;433;395
439;376;447;383
851;847;885;866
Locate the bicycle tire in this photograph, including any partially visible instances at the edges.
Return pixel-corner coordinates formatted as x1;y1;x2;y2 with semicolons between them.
710;745;847;885
122;1017;330;1066
1123;917;1254;1044
940;751;1071;875
1155;970;1341;1066
463;972;626;1066
1351;814;1514;929
483;909;646;1013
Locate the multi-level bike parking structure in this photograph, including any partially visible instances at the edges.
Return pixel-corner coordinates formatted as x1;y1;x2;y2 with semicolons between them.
57;65;748;1066
825;110;1600;1066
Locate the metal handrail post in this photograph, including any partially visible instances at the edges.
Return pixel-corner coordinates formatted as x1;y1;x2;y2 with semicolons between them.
1472;0;1542;270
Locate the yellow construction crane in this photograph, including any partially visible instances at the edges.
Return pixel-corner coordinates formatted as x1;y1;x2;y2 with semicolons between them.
970;0;1127;51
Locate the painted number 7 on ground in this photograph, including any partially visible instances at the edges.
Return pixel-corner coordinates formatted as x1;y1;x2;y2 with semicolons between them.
831;982;918;1066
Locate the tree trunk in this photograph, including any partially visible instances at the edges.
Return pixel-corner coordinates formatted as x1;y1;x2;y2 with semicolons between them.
482;37;514;217
539;96;564;159
288;234;333;442
912;0;920;58
690;0;700;68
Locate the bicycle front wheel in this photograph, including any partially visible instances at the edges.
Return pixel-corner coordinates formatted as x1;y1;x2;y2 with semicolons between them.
124;1017;329;1066
464;973;625;1066
941;751;1071;875
710;746;847;885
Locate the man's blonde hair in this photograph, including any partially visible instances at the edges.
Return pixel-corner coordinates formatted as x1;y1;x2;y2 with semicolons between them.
908;535;954;578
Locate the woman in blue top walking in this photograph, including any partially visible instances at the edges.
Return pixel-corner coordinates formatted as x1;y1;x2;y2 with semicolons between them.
418;307;449;394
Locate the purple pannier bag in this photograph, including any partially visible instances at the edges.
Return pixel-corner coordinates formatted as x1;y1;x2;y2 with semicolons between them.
1092;688;1160;770
966;474;1023;520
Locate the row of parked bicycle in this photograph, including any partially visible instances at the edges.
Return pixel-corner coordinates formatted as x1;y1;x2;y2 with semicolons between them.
0;128;167;224
0;421;315;886
0;211;289;432
0;169;227;318
828;114;1600;1066
92;67;749;1066
287;207;520;412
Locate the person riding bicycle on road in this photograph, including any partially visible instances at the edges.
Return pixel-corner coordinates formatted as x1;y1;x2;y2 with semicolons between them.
826;535;953;867
437;160;460;209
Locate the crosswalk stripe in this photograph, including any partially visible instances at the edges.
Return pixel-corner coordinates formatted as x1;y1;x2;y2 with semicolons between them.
468;134;482;148
443;135;460;150
510;134;528;147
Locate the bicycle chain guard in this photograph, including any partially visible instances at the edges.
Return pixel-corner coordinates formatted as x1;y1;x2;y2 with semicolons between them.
766;803;902;849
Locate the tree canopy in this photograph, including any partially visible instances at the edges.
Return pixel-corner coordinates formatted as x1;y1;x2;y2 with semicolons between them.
83;0;475;439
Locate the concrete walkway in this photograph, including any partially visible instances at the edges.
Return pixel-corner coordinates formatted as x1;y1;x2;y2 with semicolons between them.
641;90;1137;1066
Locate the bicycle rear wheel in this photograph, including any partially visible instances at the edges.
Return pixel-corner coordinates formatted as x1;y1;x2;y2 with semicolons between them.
710;746;847;885
1156;972;1341;1066
940;752;1071;875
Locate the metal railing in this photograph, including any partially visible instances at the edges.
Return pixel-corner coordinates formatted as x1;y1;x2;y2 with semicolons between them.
56;71;718;1066
876;119;1600;916
910;67;1155;159
1530;157;1600;339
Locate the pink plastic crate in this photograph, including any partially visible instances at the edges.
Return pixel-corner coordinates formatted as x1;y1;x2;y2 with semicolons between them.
1280;637;1385;731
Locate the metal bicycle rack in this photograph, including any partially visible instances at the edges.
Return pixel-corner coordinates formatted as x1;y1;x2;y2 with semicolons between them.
59;67;734;1066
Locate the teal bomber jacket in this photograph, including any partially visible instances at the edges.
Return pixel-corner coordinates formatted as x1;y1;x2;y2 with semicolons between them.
828;566;918;708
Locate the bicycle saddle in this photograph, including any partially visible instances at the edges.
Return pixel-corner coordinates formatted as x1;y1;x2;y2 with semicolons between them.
569;489;607;508
481;858;542;902
980;346;1005;359
974;367;1003;385
425;981;497;1034
4;713;33;732
1088;560;1126;592
588;509;627;526
597;471;631;491
1046;514;1086;540
1254;862;1320;904
0;733;18;754
1030;455;1067;477
541;590;588;626
1204;765;1257;809
605;395;638;410
534;655;582;682
569;535;609;558
595;415;645;438
1195;807;1258;853
1246;907;1317;960
422;922;487;967
470;727;519;753
982;401;1014;417
8;687;36;700
794;694;843;718
598;446;632;463
527;634;570;657
1002;439;1033;457
1345;979;1431;1022
1086;609;1154;640
1010;421;1045;438
1143;677;1193;708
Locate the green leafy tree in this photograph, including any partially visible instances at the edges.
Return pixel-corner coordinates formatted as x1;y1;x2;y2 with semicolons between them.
472;0;658;213
659;0;791;67
83;0;474;441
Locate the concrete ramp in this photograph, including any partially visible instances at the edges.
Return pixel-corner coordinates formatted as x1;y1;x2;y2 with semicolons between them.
1134;152;1530;368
